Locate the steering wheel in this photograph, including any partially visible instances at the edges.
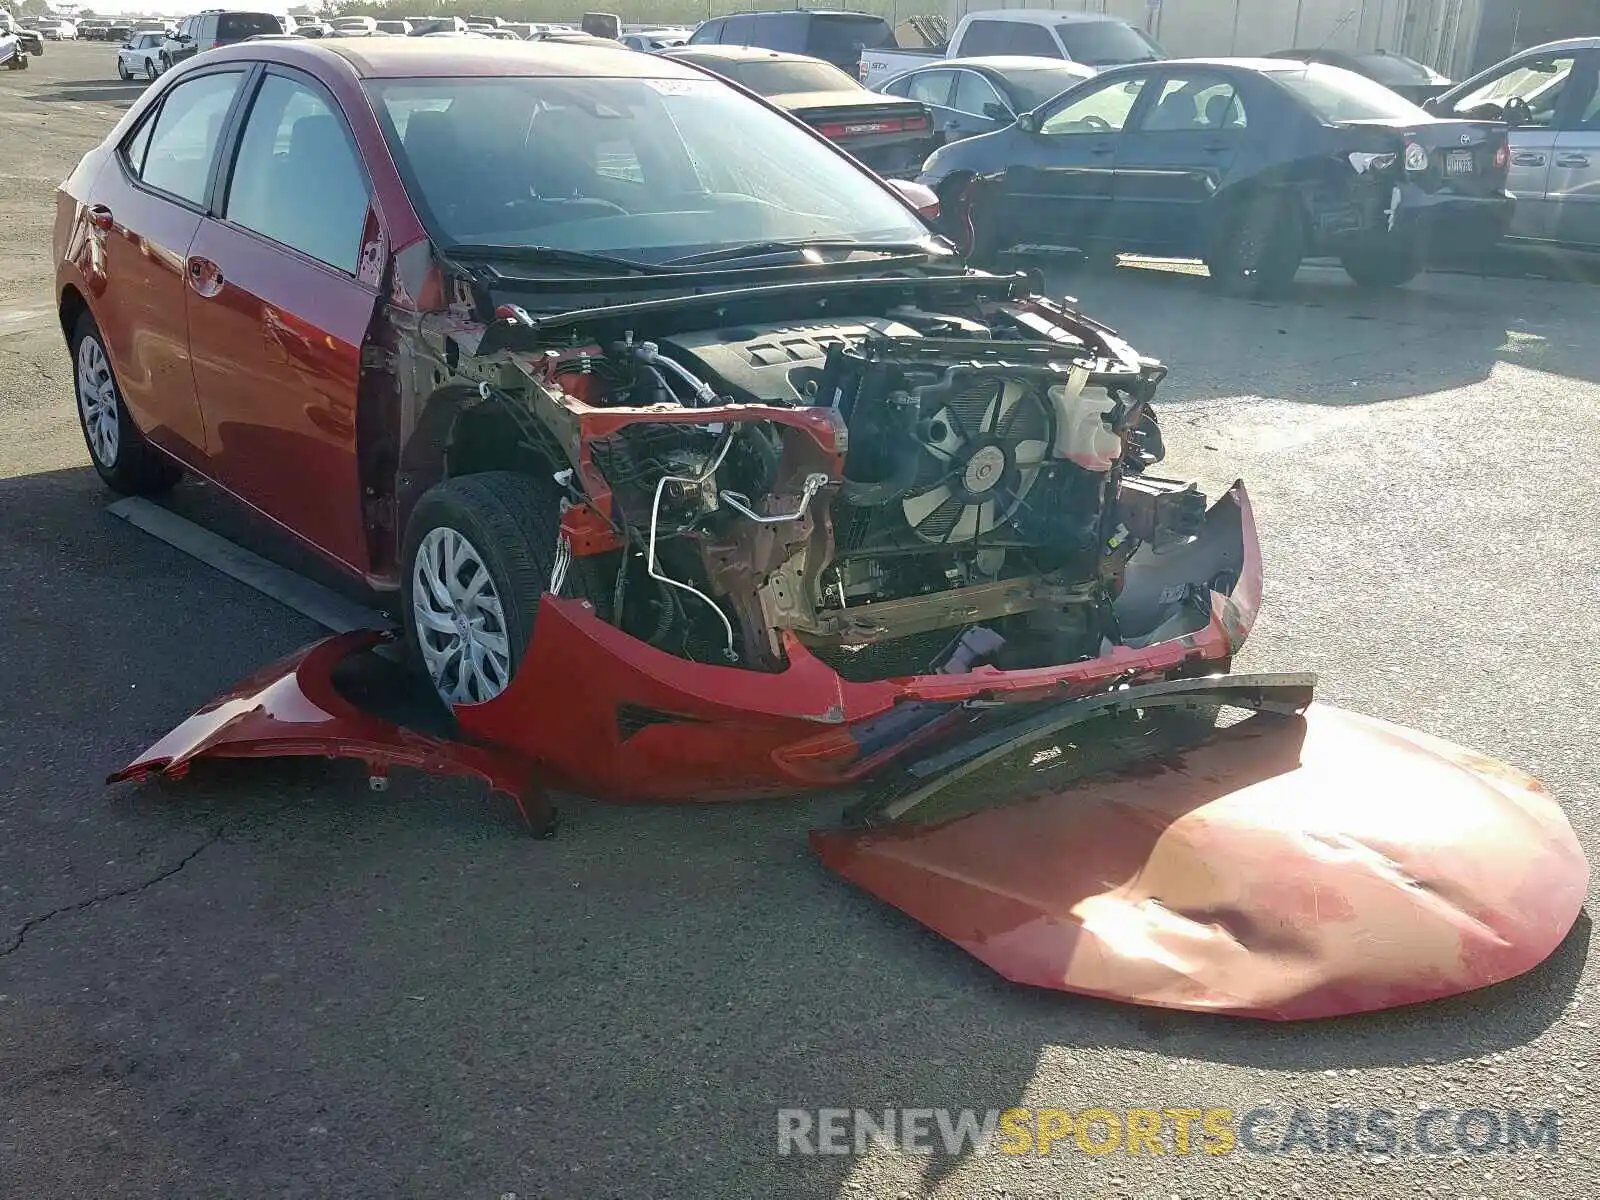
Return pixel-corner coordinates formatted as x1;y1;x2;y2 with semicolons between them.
1079;114;1113;132
1502;96;1533;128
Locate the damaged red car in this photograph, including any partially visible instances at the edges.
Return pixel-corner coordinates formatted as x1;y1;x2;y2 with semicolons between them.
58;38;1586;1020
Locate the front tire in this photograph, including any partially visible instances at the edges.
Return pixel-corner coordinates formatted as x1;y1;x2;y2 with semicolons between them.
401;472;609;708
1340;248;1422;289
70;312;182;496
1206;194;1305;298
144;58;157;81
158;52;170;74
116;59;130;80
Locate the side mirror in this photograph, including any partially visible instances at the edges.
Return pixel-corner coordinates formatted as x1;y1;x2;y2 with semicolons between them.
982;102;1010;122
886;177;941;218
1017;110;1039;133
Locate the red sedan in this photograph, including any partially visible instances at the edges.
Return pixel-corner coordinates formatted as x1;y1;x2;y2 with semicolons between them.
58;39;1586;1020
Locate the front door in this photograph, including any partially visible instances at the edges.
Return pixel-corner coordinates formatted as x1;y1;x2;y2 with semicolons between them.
944;68;1012;141
185;67;382;576
1548;51;1600;250
1002;71;1154;249
1109;71;1248;253
94;66;248;462
1441;48;1588;240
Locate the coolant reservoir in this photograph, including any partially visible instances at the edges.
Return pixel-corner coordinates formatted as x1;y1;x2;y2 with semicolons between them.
1048;372;1122;472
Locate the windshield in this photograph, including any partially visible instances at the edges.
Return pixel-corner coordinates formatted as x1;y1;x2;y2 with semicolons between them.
1055;21;1163;66
369;75;931;264
1005;65;1097;110
1267;64;1432;123
732;58;859;96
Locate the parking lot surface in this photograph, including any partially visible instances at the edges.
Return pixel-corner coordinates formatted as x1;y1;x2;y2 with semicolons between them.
2;44;1596;1200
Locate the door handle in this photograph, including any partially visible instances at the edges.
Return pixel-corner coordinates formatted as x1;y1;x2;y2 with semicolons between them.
186;256;223;297
1202;140;1229;153
1510;152;1547;166
1555;153;1590;168
1089;142;1114;155
87;204;114;231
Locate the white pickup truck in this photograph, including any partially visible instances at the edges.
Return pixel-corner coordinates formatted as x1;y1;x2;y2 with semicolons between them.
859;9;1163;89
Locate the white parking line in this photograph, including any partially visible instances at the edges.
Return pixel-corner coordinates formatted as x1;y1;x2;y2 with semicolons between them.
107;496;392;634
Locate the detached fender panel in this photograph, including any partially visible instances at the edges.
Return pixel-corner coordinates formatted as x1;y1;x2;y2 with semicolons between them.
110;631;549;829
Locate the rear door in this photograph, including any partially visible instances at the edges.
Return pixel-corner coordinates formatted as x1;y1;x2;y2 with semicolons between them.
185;65;382;576
893;68;959;138
1001;71;1154;248
92;66;248;463
1109;70;1249;253
1547;51;1600;250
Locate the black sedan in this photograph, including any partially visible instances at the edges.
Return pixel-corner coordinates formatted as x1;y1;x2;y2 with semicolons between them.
920;58;1512;293
1266;47;1452;104
877;56;1095;145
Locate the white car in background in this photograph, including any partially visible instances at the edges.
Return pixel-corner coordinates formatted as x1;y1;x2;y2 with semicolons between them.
116;30;164;80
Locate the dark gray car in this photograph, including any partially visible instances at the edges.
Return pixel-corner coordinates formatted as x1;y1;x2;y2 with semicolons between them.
877;55;1095;144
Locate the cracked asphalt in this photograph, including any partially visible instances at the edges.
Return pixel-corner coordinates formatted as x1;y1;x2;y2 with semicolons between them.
2;43;1597;1200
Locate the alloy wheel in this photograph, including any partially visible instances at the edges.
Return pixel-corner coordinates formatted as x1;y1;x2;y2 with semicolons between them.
75;335;120;468
411;526;513;705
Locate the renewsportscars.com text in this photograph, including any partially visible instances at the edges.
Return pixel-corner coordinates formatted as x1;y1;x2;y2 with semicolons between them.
776;1107;1560;1158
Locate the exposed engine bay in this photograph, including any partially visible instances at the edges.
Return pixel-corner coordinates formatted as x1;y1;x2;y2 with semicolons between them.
434;281;1222;683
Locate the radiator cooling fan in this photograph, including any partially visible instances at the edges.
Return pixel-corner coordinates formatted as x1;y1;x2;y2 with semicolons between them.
901;376;1056;544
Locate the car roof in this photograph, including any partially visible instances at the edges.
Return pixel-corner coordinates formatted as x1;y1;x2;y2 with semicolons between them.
962;9;1131;22
662;45;820;64
704;9;884;16
1513;35;1600;52
275;36;683;78
937;55;1095;71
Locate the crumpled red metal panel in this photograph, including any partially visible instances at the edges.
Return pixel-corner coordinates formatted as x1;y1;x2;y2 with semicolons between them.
109;631;550;830
811;704;1589;1020
456;483;1261;802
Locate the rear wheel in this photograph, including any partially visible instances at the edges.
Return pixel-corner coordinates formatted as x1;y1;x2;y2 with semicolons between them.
401;471;609;708
1205;194;1304;298
1340;248;1422;289
70;312;182;495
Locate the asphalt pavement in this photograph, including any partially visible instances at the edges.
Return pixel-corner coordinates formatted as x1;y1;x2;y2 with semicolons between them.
1;43;1596;1200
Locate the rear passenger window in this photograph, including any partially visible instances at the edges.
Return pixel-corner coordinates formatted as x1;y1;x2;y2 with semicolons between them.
688;17;721;44
225;73;369;274
136;70;244;205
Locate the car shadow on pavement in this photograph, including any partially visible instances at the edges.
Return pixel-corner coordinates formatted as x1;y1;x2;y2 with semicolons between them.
30;80;150;107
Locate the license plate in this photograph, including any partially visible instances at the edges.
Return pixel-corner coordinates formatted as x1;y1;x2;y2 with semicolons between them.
1446;149;1475;175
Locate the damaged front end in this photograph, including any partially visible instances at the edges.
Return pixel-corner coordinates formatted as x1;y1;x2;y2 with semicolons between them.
409;272;1256;800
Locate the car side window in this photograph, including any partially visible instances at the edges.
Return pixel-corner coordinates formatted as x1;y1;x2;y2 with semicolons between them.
121;110;156;175
225;73;370;274
906;70;954;106
1140;76;1247;131
720;15;753;45
959;20;1009;58
1038;75;1150;135
952;71;1006;117
137;70;244;205
1451;54;1579;128
690;18;721;44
